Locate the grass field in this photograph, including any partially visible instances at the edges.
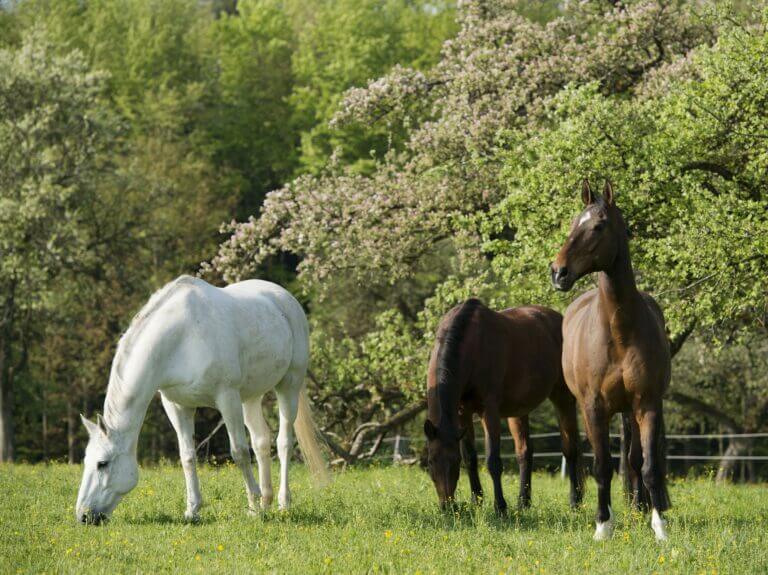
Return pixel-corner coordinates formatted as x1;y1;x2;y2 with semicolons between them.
1;463;766;574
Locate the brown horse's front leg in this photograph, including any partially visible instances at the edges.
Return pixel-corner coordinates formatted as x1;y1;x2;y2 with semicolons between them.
583;405;614;540
460;411;483;504
508;416;532;509
482;411;507;516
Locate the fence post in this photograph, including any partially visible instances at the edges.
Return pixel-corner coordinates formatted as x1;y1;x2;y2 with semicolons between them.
393;433;402;464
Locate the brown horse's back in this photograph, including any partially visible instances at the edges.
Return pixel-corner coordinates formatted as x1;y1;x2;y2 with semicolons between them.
431;302;565;419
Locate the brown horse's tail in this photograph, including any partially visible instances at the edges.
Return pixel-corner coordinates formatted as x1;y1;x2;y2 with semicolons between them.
436;299;482;397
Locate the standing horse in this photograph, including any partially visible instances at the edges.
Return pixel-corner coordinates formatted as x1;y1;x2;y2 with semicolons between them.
424;299;583;515
549;180;671;541
76;276;329;524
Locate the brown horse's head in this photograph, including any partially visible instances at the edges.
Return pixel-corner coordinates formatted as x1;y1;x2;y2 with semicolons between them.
424;419;463;508
550;179;628;291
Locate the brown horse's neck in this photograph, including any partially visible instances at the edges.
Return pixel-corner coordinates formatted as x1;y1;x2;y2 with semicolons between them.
597;235;639;334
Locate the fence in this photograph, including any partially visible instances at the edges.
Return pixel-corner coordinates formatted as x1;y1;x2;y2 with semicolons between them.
380;431;768;479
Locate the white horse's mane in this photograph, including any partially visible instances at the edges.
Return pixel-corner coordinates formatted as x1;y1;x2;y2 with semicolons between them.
111;275;199;382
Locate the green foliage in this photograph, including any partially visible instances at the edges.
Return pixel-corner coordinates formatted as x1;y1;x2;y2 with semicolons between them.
0;28;116;313
3;464;768;573
289;0;455;173
209;0;297;214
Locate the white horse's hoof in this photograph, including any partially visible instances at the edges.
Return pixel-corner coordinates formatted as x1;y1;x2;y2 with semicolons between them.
247;507;261;518
593;506;614;541
278;495;291;512
651;509;668;541
184;510;200;523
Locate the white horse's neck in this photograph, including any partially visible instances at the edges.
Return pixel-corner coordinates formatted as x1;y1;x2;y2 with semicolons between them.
103;335;162;442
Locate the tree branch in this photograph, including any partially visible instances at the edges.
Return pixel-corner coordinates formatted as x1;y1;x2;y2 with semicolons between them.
667;390;742;433
669;321;695;358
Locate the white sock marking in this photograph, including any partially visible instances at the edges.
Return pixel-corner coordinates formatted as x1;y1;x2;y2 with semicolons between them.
651;508;668;541
593;505;614;541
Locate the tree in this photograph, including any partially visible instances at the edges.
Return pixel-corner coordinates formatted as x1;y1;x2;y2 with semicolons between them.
208;0;297;216
0;29;118;460
209;1;768;466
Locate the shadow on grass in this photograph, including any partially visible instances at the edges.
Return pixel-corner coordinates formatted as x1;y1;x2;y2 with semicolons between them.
126;512;215;526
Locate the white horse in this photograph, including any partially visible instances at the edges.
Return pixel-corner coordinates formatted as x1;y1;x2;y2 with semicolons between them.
76;276;329;524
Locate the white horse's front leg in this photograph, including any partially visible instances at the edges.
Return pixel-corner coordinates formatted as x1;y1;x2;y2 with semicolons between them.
275;385;299;511
244;395;273;510
217;391;261;515
161;395;202;522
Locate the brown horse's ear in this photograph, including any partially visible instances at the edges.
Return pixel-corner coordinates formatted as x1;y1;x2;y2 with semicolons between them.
603;180;614;205
581;179;595;206
424;419;438;440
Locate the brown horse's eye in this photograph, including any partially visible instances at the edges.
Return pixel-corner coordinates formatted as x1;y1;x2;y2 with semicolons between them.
593;221;606;232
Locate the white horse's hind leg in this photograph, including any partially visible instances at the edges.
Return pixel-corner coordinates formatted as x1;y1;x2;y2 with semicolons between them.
244;395;273;510
217;390;261;515
160;394;202;522
275;377;301;511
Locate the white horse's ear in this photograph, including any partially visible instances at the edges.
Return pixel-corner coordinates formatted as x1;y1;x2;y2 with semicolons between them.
96;414;112;437
81;414;101;437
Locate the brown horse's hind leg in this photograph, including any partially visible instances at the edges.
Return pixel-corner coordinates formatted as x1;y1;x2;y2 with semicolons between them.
550;388;584;508
583;405;614;540
508;416;532;509
460;411;483;504
638;406;671;541
622;413;649;512
482;410;508;516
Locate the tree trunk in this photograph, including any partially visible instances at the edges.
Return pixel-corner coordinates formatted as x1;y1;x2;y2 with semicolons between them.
0;366;13;462
67;397;77;464
0;336;14;462
716;438;749;482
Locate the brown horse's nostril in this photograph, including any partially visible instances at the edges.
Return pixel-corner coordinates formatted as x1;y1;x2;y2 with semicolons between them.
557;266;568;281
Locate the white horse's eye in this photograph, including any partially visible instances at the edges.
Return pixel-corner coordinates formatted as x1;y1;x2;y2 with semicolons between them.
97;460;109;470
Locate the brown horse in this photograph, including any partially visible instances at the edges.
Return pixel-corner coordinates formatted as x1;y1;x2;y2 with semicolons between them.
423;299;584;515
550;180;671;541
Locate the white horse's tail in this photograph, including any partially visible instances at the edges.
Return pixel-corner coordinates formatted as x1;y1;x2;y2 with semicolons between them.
295;388;331;488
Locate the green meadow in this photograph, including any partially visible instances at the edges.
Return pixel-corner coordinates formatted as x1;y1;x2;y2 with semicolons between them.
1;463;766;574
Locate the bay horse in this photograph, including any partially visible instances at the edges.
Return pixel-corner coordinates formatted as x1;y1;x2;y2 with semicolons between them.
423;299;583;515
76;276;329;524
550;180;671;541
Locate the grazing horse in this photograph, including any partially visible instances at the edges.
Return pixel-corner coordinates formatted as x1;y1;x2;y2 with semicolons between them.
549;180;671;541
76;276;329;524
423;299;583;515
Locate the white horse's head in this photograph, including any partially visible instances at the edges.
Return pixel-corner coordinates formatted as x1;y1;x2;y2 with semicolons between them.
75;414;139;525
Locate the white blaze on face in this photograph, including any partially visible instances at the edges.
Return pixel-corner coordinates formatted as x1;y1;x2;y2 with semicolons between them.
578;210;593;228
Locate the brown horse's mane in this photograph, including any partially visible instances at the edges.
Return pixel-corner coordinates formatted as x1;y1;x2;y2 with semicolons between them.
435;298;481;426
